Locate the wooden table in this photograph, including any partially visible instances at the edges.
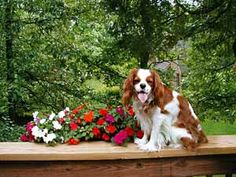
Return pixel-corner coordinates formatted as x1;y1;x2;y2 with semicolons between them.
1;135;236;177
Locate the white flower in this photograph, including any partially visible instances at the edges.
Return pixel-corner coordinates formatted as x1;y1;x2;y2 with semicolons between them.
32;126;45;138
40;118;46;124
33;111;39;121
58;111;65;118
65;107;70;112
43;133;56;144
52;121;62;130
49;113;55;120
43;128;48;134
60;136;64;143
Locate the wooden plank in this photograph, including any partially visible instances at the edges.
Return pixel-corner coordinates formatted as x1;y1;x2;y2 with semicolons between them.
0;155;235;177
0;135;236;161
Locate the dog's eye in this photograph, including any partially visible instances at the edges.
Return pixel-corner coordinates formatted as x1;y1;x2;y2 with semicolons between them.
146;78;153;84
133;77;140;84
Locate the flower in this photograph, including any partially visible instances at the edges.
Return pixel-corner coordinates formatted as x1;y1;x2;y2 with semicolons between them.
105;114;115;124
116;106;125;117
53;121;62;130
125;127;135;137
58;118;65;124
99;108;108;116
40;118;46;124
102;133;110;141
72;104;86;114
97;118;105;125
21;105;141;146
58;111;65;118
20;134;29;142
70;122;78;131
136;130;144;139
43;133;56;144
32;111;39;121
113;130;128;145
128;107;135;116
32;126;44;138
68;138;80;145
84;111;94;123
26;122;34;133
106;125;116;134
92;127;100;137
49;113;55;120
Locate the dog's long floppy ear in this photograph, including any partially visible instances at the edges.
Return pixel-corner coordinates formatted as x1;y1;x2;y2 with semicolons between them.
151;69;164;109
122;68;137;106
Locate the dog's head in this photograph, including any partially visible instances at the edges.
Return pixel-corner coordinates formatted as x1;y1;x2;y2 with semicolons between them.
122;68;164;106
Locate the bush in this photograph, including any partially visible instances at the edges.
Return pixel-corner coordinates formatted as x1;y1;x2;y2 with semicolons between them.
0;115;24;142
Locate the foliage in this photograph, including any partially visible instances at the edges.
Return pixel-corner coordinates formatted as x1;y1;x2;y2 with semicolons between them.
0;0;236;130
20;104;143;146
0;115;24;142
104;0;188;68
181;0;236;122
183;36;236;122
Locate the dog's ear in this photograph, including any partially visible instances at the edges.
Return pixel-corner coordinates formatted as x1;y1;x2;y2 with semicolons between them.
151;69;164;109
122;68;137;106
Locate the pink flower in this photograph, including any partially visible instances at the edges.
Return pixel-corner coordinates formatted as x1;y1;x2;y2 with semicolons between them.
113;130;128;145
116;106;125;117
105;114;115;124
26;122;34;133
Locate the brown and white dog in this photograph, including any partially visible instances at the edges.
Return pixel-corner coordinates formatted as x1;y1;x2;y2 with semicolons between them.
122;68;208;151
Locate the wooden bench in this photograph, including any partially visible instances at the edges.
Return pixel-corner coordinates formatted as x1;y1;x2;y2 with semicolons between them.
0;135;236;177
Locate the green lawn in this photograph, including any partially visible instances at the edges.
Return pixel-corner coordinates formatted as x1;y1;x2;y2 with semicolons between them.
202;119;236;135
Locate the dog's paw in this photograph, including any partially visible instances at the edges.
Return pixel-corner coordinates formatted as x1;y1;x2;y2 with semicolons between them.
139;142;159;152
134;137;147;146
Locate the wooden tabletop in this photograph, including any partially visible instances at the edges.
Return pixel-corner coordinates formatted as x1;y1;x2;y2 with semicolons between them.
0;135;236;161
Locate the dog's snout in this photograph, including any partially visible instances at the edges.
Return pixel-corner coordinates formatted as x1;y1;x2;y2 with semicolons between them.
140;83;146;89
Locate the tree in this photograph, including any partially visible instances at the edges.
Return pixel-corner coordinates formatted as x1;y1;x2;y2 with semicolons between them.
0;0;132;123
180;0;236;121
104;0;188;68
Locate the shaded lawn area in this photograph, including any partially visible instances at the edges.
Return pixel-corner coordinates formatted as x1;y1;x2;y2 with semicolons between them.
202;119;236;135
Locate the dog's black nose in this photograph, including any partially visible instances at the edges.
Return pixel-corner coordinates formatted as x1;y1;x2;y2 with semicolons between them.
140;83;146;89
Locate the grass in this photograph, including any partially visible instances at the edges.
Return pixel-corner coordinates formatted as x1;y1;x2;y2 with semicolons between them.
202;119;236;135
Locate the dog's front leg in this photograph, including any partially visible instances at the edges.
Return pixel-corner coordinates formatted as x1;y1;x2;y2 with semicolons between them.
140;112;165;152
134;116;151;146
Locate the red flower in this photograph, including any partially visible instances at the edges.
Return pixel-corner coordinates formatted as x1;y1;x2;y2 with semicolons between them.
68;138;80;145
136;130;144;139
77;118;81;124
68;114;73;119
84;111;94;123
93;127;100;137
102;133;110;141
20;134;29;142
106;125;116;134
128;107;135;116
99;108;108;116
125;127;135;137
70;122;78;131
58;118;65;124
97;118;105;125
72;104;86;114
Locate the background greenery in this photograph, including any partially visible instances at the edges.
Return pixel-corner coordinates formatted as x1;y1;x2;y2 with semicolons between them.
0;0;235;141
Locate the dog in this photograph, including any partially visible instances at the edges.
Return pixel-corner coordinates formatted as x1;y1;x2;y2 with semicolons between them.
122;68;208;151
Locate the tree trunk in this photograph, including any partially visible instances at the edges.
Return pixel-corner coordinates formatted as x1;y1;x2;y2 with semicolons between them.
139;0;153;69
4;0;17;122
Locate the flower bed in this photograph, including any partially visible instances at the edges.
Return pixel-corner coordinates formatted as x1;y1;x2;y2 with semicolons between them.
20;104;143;146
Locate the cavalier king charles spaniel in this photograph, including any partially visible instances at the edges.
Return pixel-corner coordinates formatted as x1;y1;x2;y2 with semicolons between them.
122;68;208;151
